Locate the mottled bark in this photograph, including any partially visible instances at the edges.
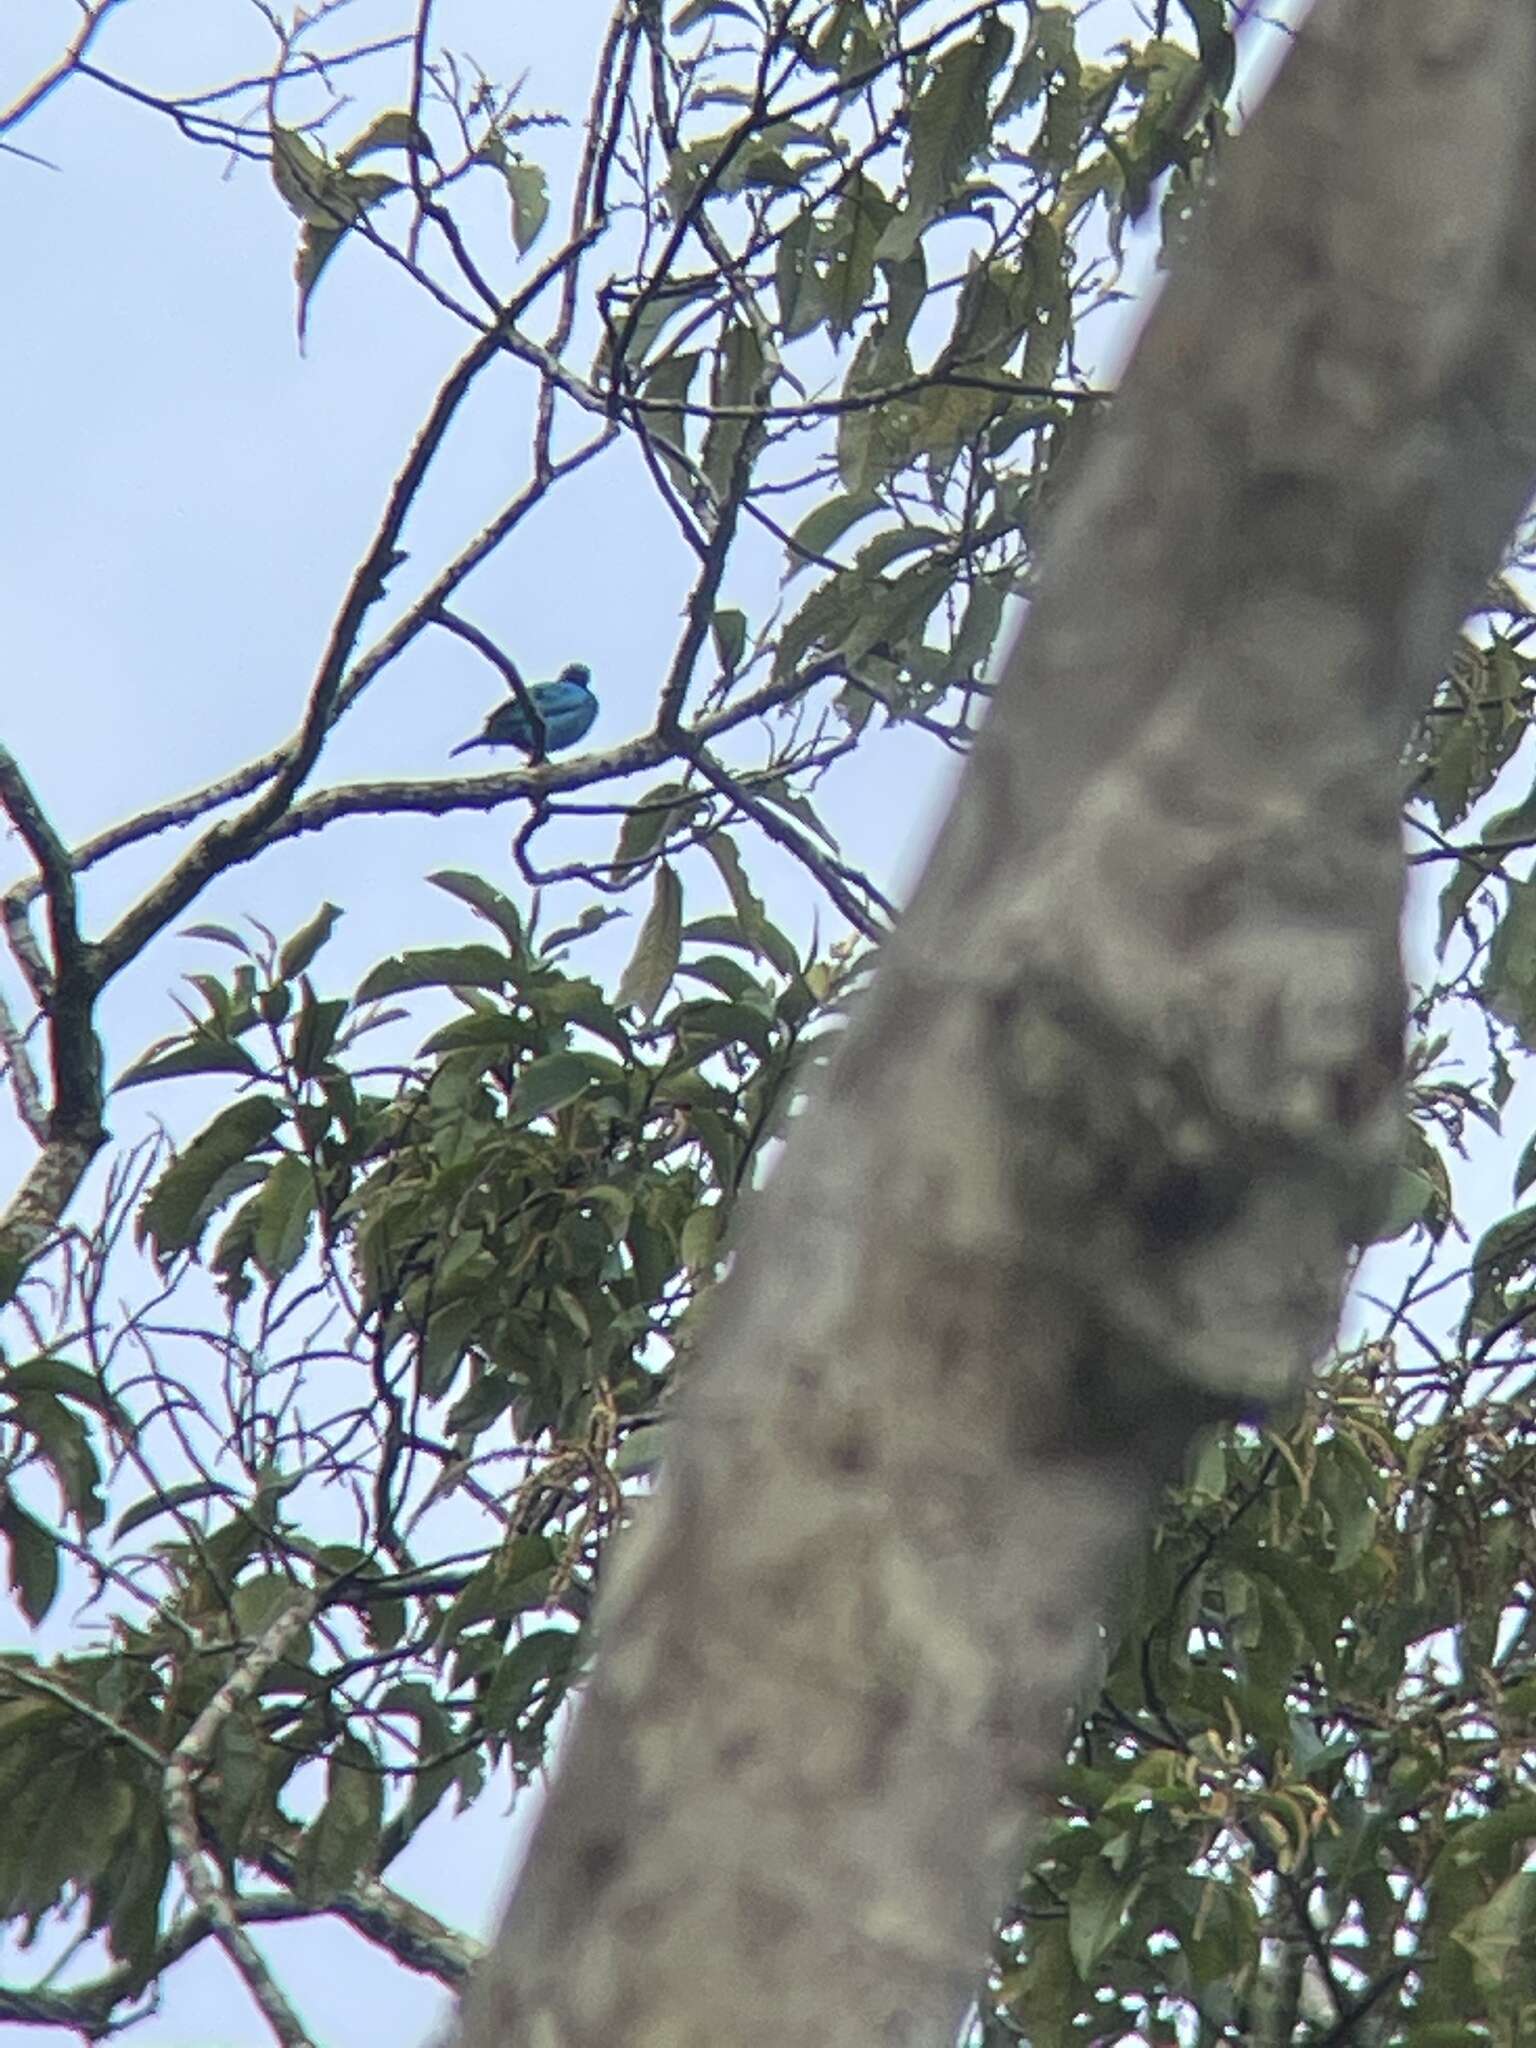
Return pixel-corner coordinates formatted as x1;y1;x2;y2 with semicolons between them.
448;4;1536;2044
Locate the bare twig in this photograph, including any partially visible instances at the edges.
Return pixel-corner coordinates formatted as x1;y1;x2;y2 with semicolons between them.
162;1588;323;2048
0;987;46;1140
0;0;130;137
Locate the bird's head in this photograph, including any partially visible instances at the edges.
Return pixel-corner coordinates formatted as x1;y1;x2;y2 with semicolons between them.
559;663;594;691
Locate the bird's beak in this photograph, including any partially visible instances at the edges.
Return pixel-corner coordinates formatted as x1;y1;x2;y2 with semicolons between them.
449;737;483;758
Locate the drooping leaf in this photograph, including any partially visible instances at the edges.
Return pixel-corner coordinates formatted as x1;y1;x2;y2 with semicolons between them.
640;350;704;496
504;162;550;254
823;172;893;339
137;1098;286;1266
701;323;768;502
252;1154;317;1281
0;1497;59;1625
1482;877;1536;1050
292;1735;383;1903
272;127;398;342
618;865;684;1022
613;782;699;874
292;992;348;1081
711;608;748;675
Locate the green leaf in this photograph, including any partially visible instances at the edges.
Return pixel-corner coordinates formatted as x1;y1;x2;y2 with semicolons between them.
1479;775;1536;849
2;1356;129;1431
613;781;699;873
420;1013;529;1059
786;493;877;577
9;1390;103;1530
337;110;433;169
503;161;550;254
701;323;768;502
511;1053;595;1125
996;4;1076;122
1174;0;1236;101
445;1536;559;1639
479;1627;577;1734
96;1816;170;1972
810;0;881;79
674;999;777;1061
542;904;629;955
672;0;757;30
1463;1202;1536;1338
294;205;391;345
292;992;348;1081
640;350;704;496
774;212;826;340
293;1735;383;1903
679;952;764;1002
476;132;551;254
878;21;1014;263
618;864;684;1022
756;780;840;857
116;1033;262;1089
114;1477;235;1541
774;563;872;681
181;923;253;954
1067;1853;1135;1976
711;608;747;675
428;870;526;951
1369;1165;1437;1243
823;171;892;339
680;1206;720;1273
1482;877;1536;1050
272;127;398;342
0;1498;59;1625
137;1097;285;1266
270;126;339;225
279;903;342;980
703;832;799;975
253;1154;317;1281
836;327;917;492
1453;1870;1536;1997
950;578;1007;678
355;945;513;1001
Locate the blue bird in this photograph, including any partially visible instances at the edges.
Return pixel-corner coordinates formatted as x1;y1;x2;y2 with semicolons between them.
451;664;597;758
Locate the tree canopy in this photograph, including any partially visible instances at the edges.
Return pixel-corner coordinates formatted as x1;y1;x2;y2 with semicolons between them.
6;4;1536;2044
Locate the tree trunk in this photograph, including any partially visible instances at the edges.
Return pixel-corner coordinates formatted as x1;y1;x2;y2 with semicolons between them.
447;4;1536;2043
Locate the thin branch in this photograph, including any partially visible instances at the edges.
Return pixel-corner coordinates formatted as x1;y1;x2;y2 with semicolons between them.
162;1590;322;2048
226;658;845;852
90;330;529;982
0;0;130;137
0;1894;309;2037
0;987;46;1141
686;743;894;940
433;608;554;761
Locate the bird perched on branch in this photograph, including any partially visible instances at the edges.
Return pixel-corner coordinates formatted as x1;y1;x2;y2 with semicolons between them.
451;664;597;758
